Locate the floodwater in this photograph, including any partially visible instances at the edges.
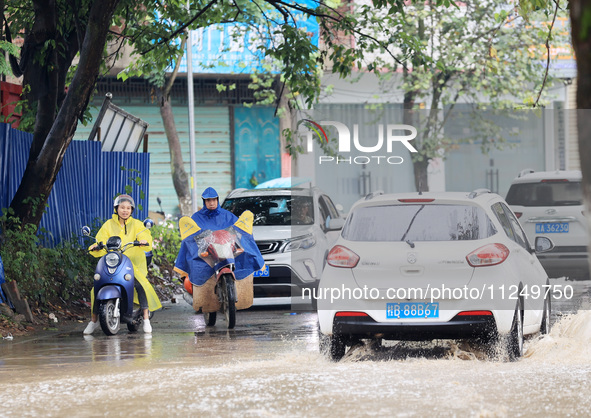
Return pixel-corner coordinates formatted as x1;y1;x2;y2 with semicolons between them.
1;277;590;417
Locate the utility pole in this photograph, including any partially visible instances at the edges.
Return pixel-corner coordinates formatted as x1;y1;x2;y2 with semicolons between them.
186;2;198;213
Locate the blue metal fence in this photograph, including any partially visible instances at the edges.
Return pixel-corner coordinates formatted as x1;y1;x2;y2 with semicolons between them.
0;123;150;247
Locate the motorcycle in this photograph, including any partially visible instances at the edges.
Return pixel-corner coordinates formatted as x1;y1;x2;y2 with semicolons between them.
190;227;243;329
82;219;154;336
176;213;261;330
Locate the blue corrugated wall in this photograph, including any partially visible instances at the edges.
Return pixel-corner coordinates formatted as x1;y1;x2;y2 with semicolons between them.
0;123;150;247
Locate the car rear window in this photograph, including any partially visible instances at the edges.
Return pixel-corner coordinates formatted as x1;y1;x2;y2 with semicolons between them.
222;195;314;226
505;181;582;206
342;204;497;242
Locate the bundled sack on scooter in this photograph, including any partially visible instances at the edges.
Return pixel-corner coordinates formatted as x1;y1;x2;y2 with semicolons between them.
174;211;264;287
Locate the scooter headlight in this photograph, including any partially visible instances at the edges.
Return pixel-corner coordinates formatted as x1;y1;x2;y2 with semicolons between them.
105;253;121;268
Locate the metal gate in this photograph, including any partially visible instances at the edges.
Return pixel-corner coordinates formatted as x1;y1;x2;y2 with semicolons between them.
232;107;280;189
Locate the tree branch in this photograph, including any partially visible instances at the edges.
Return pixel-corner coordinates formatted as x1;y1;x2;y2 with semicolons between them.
266;0;408;69
163;33;187;97
139;0;219;55
533;0;560;108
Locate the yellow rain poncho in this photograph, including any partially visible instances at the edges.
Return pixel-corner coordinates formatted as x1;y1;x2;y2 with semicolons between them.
88;214;162;313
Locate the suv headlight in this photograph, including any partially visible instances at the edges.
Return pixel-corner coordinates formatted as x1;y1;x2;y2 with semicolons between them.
282;234;316;252
105;253;121;268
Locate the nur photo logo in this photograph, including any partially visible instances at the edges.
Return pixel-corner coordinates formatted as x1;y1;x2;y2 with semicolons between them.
299;119;418;165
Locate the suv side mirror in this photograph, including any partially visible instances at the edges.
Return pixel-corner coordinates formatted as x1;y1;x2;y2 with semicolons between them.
535;236;554;253
327;218;345;231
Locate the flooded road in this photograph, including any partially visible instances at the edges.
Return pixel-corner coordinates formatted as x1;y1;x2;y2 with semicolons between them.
1;277;591;417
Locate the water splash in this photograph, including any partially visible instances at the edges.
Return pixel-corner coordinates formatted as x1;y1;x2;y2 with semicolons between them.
340;339;489;362
524;310;591;363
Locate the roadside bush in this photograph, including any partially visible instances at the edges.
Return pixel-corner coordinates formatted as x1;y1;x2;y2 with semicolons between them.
0;208;95;308
149;220;182;284
0;208;184;309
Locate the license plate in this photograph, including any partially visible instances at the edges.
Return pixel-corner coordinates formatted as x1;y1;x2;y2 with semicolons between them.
535;222;569;233
253;266;269;277
386;302;439;319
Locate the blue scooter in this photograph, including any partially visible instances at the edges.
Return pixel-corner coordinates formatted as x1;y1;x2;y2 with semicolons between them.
82;219;154;336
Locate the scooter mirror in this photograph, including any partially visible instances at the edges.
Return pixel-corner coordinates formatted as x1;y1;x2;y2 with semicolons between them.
144;218;154;229
81;226;92;236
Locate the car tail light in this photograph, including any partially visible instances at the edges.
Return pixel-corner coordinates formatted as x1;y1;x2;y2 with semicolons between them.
514;212;522;219
335;311;369;317
327;245;360;268
398;198;435;203
541;179;568;183
466;243;509;267
457;310;493;316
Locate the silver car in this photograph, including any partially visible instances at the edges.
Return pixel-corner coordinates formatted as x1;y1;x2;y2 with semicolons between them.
506;170;589;279
222;187;344;306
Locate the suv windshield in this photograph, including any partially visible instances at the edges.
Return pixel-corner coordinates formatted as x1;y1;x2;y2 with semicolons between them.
222;196;314;226
342;204;497;242
506;181;582;207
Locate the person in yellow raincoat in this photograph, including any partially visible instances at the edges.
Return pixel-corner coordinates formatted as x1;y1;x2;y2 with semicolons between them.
83;194;162;334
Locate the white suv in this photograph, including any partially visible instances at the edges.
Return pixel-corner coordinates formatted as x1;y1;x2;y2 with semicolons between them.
222;187;344;306
317;190;554;361
506;170;588;279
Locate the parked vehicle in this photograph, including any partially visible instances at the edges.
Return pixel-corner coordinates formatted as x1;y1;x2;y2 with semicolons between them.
506;169;589;279
317;190;554;361
82;219;154;336
221;187;344;306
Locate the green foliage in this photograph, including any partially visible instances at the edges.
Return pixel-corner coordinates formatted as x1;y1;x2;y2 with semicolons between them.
5;0;103;131
355;0;566;167
0;41;20;77
118;166;147;211
3;0;463;176
11;96;36;134
0;208;94;307
116;0;435;111
148;221;182;284
517;0;555;19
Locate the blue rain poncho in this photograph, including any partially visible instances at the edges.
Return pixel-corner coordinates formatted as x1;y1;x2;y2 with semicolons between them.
175;211;264;286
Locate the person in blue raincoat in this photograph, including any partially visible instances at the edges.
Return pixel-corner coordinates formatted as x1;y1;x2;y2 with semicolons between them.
191;187;238;230
175;187;264;287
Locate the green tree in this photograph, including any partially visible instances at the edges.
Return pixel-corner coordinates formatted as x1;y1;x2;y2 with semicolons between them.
358;0;559;191
2;0;440;226
117;1;415;214
3;0;121;227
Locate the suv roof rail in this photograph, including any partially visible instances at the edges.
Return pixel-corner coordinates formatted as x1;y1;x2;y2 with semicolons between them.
468;188;491;199
517;168;535;178
364;190;384;200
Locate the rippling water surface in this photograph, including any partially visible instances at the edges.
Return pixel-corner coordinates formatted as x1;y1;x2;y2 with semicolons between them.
1;278;590;417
